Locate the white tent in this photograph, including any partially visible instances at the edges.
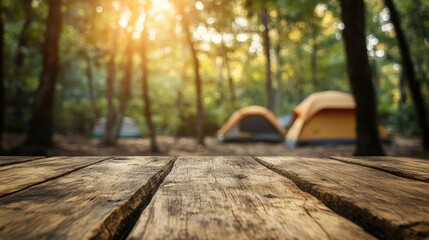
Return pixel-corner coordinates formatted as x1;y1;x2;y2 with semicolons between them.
91;117;143;138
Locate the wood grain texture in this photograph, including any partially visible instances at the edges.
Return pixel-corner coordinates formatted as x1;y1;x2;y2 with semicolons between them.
0;156;175;240
0;156;44;167
257;156;429;240
0;156;110;197
331;156;429;182
128;156;373;240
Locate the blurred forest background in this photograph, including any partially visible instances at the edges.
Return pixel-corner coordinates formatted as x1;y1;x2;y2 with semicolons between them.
0;0;428;156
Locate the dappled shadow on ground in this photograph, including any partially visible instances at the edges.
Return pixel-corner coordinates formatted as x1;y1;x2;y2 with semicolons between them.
4;134;429;159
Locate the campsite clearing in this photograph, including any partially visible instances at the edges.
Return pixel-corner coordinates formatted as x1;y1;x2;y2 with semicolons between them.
4;134;429;159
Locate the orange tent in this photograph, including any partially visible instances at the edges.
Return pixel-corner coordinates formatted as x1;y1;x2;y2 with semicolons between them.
218;106;286;142
286;91;390;147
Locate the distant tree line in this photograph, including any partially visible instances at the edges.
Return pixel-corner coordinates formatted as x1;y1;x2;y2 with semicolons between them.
0;0;428;155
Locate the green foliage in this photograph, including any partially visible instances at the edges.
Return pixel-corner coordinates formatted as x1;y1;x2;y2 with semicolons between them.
2;0;428;137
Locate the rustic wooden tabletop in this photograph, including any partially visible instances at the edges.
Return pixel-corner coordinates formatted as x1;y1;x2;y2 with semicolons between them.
0;156;428;240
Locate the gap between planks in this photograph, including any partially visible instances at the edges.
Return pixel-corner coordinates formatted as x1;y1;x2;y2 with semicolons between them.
119;156;178;239
0;156;177;240
127;156;374;240
256;156;429;240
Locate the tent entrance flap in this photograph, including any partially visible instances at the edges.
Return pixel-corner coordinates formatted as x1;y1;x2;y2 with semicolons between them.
240;115;281;134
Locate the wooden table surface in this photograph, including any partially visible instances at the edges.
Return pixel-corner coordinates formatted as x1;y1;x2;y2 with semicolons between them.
0;156;428;240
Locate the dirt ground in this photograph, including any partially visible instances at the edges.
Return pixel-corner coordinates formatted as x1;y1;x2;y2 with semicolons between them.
4;134;429;159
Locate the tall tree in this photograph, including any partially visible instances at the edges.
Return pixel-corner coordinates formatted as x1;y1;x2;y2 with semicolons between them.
83;52;100;120
384;0;429;150
112;32;134;143
271;9;290;113
0;3;4;152
220;40;237;107
110;2;142;145
10;0;35;132
15;0;34;69
274;41;283;113
141;9;160;153
261;7;274;111
24;0;63;148
206;0;238;110
295;41;305;98
175;0;205;146
102;3;124;146
310;25;319;90
340;0;384;155
103;28;118;146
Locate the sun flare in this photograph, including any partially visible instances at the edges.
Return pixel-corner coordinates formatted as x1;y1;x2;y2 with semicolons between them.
111;0;174;39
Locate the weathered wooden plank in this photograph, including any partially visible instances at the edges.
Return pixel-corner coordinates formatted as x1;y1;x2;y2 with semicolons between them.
257;156;429;240
0;156;110;197
128;156;373;240
0;156;175;240
0;156;45;167
331;156;429;183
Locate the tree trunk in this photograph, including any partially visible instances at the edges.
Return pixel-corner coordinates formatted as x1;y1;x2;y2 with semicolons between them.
15;0;33;68
385;0;429;150
399;69;407;109
175;71;186;140
261;7;274;111
84;53;100;120
215;57;224;106
340;0;384;156
11;0;34;132
411;0;428;45
141;25;160;153
274;42;283;113
310;27;318;90
0;4;4;152
398;69;407;129
220;41;236;108
25;0;62;148
370;58;380;95
110;33;135;144
296;42;305;99
103;31;118;146
176;1;205;146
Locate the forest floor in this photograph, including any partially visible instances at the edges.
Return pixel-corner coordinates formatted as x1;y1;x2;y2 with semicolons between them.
4;134;429;159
